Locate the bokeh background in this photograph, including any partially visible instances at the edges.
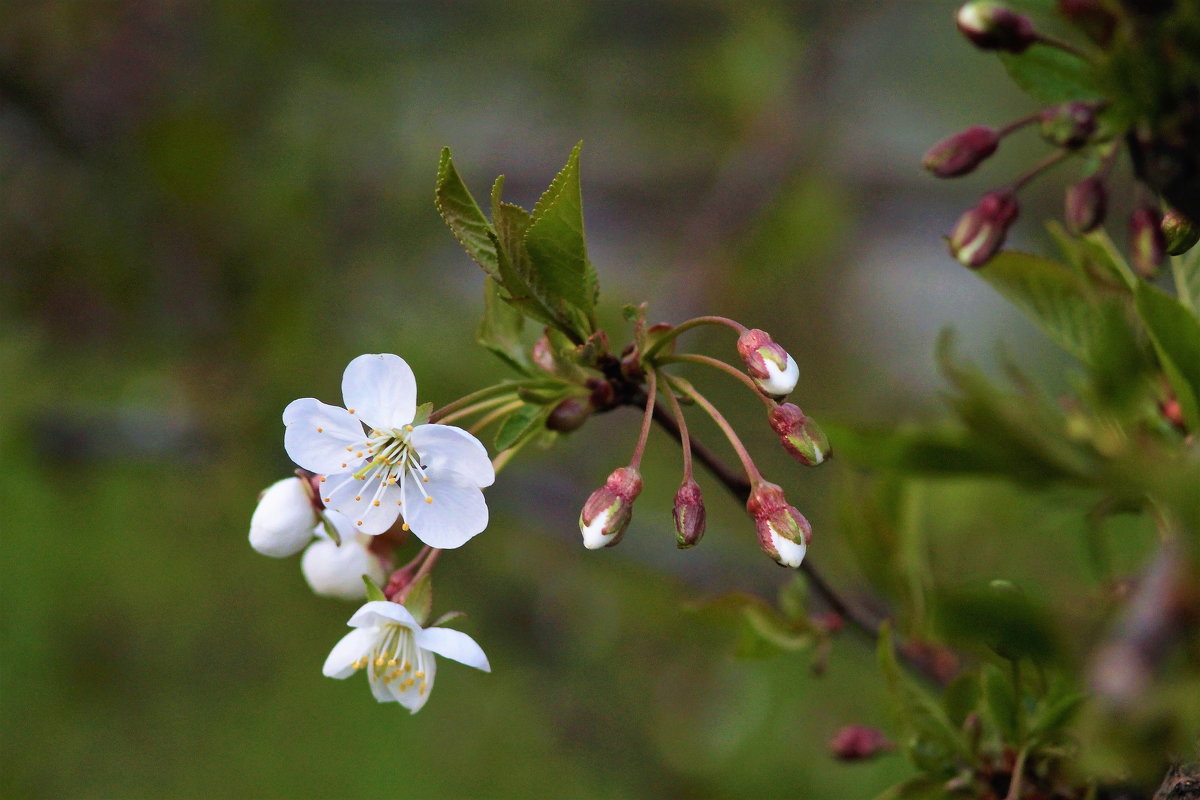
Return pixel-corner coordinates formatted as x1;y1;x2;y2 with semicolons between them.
0;2;1112;797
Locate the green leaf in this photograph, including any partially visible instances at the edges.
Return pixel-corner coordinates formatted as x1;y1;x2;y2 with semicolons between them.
935;583;1059;663
494;403;548;452
977;251;1136;367
435;148;499;278
318;512;342;546
741;603;813;653
878;622;971;771
943;672;980;729
410;402;434;427
998;45;1102;104
1172;249;1200;313
403;575;433;627
1029;690;1086;745
1135;282;1200;430
981;663;1019;743
362;575;386;602
524;142;599;314
477;277;530;374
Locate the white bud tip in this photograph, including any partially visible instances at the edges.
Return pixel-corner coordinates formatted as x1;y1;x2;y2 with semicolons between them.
758;355;799;396
580;508;619;550
771;531;807;568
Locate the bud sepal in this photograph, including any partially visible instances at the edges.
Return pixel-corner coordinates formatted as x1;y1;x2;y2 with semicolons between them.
948;190;1019;268
746;482;812;568
673;478;707;548
956;2;1037;52
736;329;799;396
579;466;643;549
923;126;1000;178
768;403;831;466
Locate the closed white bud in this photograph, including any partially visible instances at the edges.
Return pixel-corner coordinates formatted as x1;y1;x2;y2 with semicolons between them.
249;477;318;558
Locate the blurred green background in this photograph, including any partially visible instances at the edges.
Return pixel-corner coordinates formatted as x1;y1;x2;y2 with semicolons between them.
0;1;1104;797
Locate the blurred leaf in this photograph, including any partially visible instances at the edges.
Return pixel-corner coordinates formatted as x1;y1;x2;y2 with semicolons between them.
525;142;598;314
435;148;499;278
688;591;812;657
871;776;949;800
1029;689;1086;745
935;584;1059;664
477;277;531;374
977;251;1137;368
998;45;1101;104
981;663;1019;743
404;575;433;627
1046;222;1134;290
494;403;549;452
1173;249;1200;312
363;575;386;602
741;603;813;653
942;672;980;729
429;610;466;628
878;622;971;772
1136;282;1200;430
777;574;808;621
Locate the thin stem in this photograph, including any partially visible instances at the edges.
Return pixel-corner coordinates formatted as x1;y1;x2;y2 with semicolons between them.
1035;33;1092;63
397;547;441;603
432;384;525;422
642;315;747;360
467;399;525;435
629;369;658;470
657;369;694;480
437;393;520;426
666;374;764;485
996;111;1040;138
1005;745;1030;800
1010;148;1071;191
660;353;774;407
651;401;750;495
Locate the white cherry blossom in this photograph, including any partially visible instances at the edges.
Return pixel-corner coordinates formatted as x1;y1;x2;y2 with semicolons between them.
301;513;388;601
323;600;490;713
283;354;495;548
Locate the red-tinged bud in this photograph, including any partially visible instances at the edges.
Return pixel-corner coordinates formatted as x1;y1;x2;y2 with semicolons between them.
673;478;706;548
547;396;592;433
746;482;811;568
956;2;1037;52
1065;176;1107;233
922;126;1000;178
1130;206;1166;277
1056;0;1116;46
768;403;831;467
829;725;893;761
948;190;1020;268
1162;209;1199;256
579;466;643;550
737;329;799;396
1039;102;1097;149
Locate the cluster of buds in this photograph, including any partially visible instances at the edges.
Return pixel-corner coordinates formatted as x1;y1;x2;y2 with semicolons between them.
573;316;829;569
929;1;1199;270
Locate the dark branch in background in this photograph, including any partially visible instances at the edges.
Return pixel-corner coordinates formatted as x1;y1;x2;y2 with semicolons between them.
647;399;954;687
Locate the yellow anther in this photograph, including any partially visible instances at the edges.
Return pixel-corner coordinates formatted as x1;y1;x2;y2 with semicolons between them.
340;463;347;468
419;682;427;696
422;477;429;483
356;521;363;526
323;497;331;503
401;523;409;531
404;424;414;432
425;496;433;504
372;500;380;507
348;408;356;414
354;496;361;502
387;658;398;667
402;661;411;672
316;427;324;433
414;671;426;680
319;476;326;483
355;451;363;458
345;446;353;452
374;656;385;667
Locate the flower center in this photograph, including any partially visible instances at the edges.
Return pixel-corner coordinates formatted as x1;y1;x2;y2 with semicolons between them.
352;625;431;696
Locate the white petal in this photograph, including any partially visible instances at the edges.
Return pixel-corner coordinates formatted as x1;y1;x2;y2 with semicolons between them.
322;627;376;678
283;398;367;475
758;356;799;396
301;538;386;601
314;510;358;543
580;506;618;550
395;647;437;713
770;530;807;568
401;472;489;549
348;600;420;630
409;425;495;488
417;627;491;672
248;478;317;557
326;474;403;535
341;354;417;431
367;666;397;703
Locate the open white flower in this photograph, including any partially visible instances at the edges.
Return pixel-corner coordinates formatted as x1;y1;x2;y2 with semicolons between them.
283;354;495;548
323;600;490;713
301;513;388;601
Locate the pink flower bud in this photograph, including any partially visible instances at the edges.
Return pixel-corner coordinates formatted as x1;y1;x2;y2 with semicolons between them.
768;403;831;467
829;725;893;761
1130;206;1166;277
922;126;1000;178
956;2;1037;52
532;332;557;373
948;190;1020;268
579;466;643;549
673;478;706;548
1162;209;1199;256
1065;176;1107;234
746;482;811;568
1039;102;1097;149
736;329;799;396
